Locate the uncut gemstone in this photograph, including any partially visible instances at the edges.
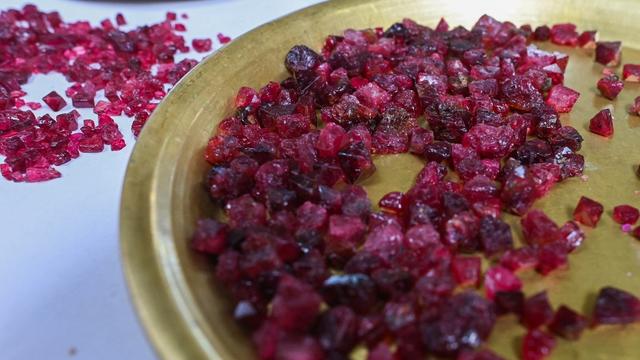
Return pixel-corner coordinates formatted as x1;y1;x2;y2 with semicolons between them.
612;204;640;225
378;191;405;214
550;23;578;46
451;256;482;287
316;306;359;353
559;221;585;252
592;286;640;325
322;273;378;314
545;85;579;113
326;215;366;256
500;247;539;272
632;96;640;116
494;291;525;316
478;216;513;257
462;124;514;158
457;349;505;360
42;91;67;111
271;275;322;331
484;265;522;299
337;142;376;183
595;41;622;67
597;75;624;100
316;122;346;158
501;75;543;111
577;30;597;49
421;291;496;356
533;25;551;41
588;109;614;137
573;196;604;227
521;291;554;329
521;210;561;245
546;126;583;151
522;329;556;360
192;38;212;53
191;218;228;254
548;305;587;340
622;64;640;82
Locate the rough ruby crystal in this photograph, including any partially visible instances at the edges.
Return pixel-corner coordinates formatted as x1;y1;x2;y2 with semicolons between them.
271;275;322;331
595;41;622;67
451;256;482;287
521;210;561;245
597;75;624;100
191;218;228;255
316;122;346;158
522;329;556;360
548;305;587;340
573;196;604;227
588;109;614;137
42;91;67;112
559;221;585;252
478;216;513;257
521;291;554;329
533;25;551;41
494;291;525;316
421;292;496;356
550;23;579;46
545;85;579;113
577;30;597;49
612;204;640;225
322;273;377;314
622;64;640;82
192;38;213;53
484;265;522;299
500;247;539;272
592;286;640;325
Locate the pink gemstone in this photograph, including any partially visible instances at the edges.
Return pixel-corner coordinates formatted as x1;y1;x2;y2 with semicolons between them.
191;218;228;254
612;204;640;225
316;122;346;158
595;41;622;67
42;91;67;111
623;64;640;82
326;215;366;256
354;82;391;111
597;75;624;100
500;247;539;271
545;85;580;113
573;196;604;227
588;109;614;137
271;275;322;331
550;23;579;46
217;33;232;44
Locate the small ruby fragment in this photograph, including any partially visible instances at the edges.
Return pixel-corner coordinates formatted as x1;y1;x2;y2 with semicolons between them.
592;286;640;325
559;221;585;252
550;23;579;46
522;329;556;360
271;275;322;331
494;291;524;316
577;30;597;48
548;305;587;340
533;25;551;41
622;64;640;82
42;91;67;111
484;265;522;299
521;291;554;329
573;196;604;227
218;33;232;44
595;41;622;67
191;218;228;254
612;204;640;225
192;38;213;53
451;256;482;287
597;74;624;100
588;109;614;137
521;210;561;245
115;13;126;26
545;85;580;113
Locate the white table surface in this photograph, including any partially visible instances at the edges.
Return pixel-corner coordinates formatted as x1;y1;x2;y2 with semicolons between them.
0;1;321;359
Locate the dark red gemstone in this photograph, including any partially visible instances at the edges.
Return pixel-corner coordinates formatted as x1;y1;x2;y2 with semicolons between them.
548;305;587;340
573;196;604;227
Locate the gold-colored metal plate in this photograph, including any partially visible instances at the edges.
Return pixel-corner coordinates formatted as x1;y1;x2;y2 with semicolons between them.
120;1;640;358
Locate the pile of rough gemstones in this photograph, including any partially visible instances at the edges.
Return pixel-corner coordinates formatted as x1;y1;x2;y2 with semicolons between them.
192;15;640;360
0;5;231;182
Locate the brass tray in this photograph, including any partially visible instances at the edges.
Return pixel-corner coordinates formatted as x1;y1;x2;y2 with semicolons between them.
120;0;640;358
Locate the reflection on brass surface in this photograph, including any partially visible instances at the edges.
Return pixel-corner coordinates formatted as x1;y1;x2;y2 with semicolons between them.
120;0;640;358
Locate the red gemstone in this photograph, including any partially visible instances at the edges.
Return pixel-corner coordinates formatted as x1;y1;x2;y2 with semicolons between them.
577;30;597;49
592;286;640;325
484;265;522;299
588;109;614;137
521;210;561;245
521;291;554;329
191;218;228;254
612;204;640;224
451;256;482;287
550;23;579;46
595;41;622;67
573;196;604;227
192;38;213;53
42;91;67;111
597;75;624;100
522;329;556;360
548;305;587;340
545;85;580;113
623;64;640;82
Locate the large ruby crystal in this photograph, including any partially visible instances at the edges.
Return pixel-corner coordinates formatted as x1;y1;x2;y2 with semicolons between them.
548;305;587;340
573;196;604;227
592;286;640;325
595;41;622;67
588;109;614;137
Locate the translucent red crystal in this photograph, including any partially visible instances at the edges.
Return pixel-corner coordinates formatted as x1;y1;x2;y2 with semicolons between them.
597;75;624;100
521;291;554;329
545;85;580;113
573;196;604;227
612;204;640;225
550;23;579;47
192;38;213;53
592;286;640;325
522;329;556;360
548;305;587;340
42;91;67;112
595;41;622;67
484;265;522;299
588;109;614;137
622;64;640;82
